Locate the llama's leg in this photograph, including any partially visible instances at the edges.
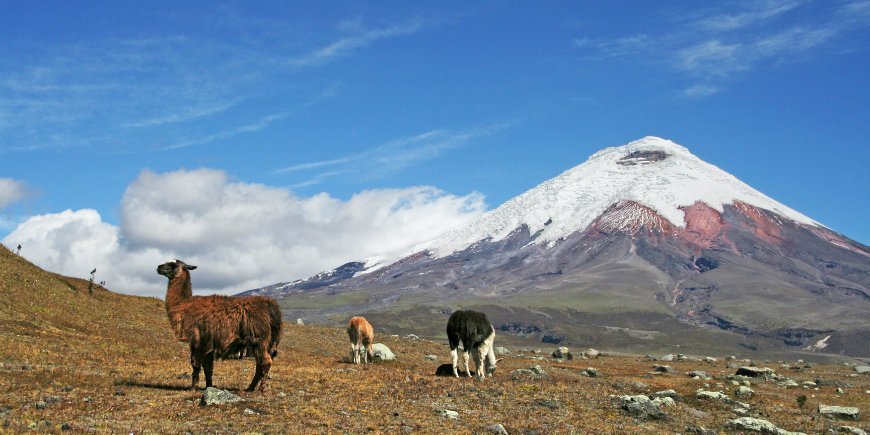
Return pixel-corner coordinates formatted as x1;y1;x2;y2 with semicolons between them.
463;351;472;377
190;353;201;390
471;347;485;381
350;344;357;364
203;352;215;388
246;342;273;392
450;347;459;377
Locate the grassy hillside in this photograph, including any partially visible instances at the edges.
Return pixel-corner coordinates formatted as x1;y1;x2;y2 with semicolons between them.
0;245;867;433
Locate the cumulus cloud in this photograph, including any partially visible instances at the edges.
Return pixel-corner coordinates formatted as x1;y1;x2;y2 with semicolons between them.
0;178;28;210
2;169;486;297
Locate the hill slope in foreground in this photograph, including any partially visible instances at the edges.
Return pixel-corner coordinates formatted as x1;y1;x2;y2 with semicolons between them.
1;245;868;433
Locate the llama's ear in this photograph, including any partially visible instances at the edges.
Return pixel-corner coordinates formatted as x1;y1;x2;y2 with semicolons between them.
496;358;503;363
184;264;197;270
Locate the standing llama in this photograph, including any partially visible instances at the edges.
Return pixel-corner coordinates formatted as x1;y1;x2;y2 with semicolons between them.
157;260;282;392
347;316;374;364
446;310;499;381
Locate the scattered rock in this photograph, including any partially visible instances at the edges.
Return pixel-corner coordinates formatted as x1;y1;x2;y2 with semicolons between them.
336;368;358;374
535;399;560;409
837;426;867;435
837;387;845;394
619;395;666;420
727;417;805;435
631;381;649;391
435;409;459;419
243;408;257;415
43;396;61;404
201;387;244;406
726;355;736;361
295;318;304;325
854;366;870;375
579;367;598;377
704;357;717;363
661;354;675;362
652;397;675;407
735;386;754;398
688;370;711;380
778;379;799;388
818;405;860;420
652;390;680;401
696;390;729;402
653;365;674;373
685;425;716;435
371;343;395;361
494;347;511;356
735;366;776;378
529;365;546;375
61;423;72;431
35;401;47;410
486;423;509;434
583;348;600;359
424;355;438;361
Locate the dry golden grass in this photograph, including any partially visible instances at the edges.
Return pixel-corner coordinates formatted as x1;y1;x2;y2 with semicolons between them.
0;245;867;433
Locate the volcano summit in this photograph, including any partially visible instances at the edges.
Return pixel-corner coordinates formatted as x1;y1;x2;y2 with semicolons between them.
243;137;869;357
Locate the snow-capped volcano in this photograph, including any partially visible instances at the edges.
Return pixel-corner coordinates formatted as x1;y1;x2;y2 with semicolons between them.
417;136;818;259
243;136;869;357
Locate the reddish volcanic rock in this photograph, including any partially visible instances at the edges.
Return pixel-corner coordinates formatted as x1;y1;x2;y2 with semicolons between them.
678;201;726;249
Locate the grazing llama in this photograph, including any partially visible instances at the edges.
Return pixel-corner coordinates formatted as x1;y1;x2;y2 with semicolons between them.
157;260;282;392
446;310;499;381
347;316;374;364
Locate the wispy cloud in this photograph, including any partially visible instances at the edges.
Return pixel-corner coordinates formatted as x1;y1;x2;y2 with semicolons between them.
694;0;808;32
574;1;868;98
289;20;425;68
279;121;514;186
123;98;243;128
0;16;429;153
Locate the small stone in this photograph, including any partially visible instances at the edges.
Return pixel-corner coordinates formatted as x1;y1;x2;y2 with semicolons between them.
779;379;799;388
486;423;508;434
653;365;673;373
494;346;511;356
661;354;675;362
727;417;805;435
837;387;844;394
735;366;776;378
704;357;717;363
35;401;47;410
535;399;560;409
652;389;680;400
583;348;600;359
529;365;546;375
631;381;649;391
818;405;860;420
854;366;870;374
735;386;754;398
436;409;459;419
652;397;675;407
201;387;244;406
61;423;72;431
425;355;438;361
371;343;395;361
580;367;598;377
295;318;304;325
620;395;666;420
243;408;257;415
837;426;867;435
688;370;710;380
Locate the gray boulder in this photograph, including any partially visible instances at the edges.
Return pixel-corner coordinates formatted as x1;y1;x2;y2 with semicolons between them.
424;355;438;361
494;346;511;356
661;354;675;361
579;367;598;377
727;417;805;435
486;423;509;434
435;409;459;419
688;370;711;380
583;348;600;359
653;365;674;373
836;426;867;435
371;343;395;361
619;395;666;420
854;365;870;374
818;405;860;420
652;389;680;401
735;386;755;398
201;387;243;406
735;366;776;378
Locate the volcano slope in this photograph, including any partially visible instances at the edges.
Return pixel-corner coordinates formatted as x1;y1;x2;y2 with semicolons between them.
2;244;869;433
248;137;869;358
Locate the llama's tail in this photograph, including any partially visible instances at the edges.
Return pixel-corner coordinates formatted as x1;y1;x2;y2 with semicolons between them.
267;299;283;358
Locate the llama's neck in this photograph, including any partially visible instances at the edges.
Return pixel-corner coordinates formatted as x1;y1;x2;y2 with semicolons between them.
165;270;193;316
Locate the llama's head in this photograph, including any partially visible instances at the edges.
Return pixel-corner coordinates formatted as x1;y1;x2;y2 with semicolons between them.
157;260;197;279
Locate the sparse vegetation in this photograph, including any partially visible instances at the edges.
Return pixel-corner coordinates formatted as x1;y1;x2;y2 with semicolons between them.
0;245;867;433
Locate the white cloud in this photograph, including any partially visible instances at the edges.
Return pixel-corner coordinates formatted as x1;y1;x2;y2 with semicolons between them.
2;169;486;297
682;84;720;98
0;178;28;210
289;20;425;68
695;0;808;32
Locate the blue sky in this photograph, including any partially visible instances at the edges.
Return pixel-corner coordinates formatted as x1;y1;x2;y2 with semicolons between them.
1;1;868;296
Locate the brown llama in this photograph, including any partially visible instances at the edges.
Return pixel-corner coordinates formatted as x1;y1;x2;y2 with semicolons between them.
347;316;374;364
157;260;282;392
